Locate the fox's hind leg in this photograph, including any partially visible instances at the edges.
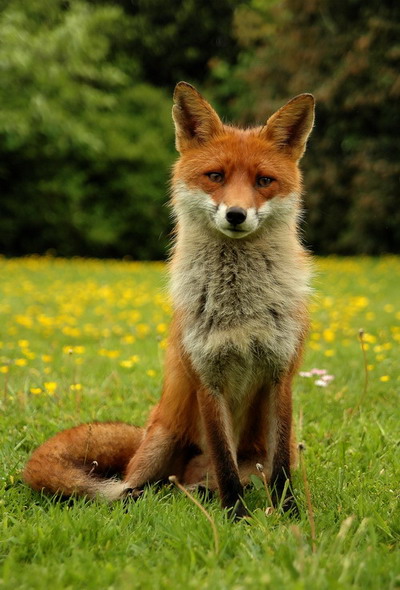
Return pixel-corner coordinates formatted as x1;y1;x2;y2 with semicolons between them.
121;421;179;494
120;341;199;496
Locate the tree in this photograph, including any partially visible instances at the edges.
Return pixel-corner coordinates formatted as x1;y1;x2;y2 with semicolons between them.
0;0;175;258
209;0;400;254
109;0;240;88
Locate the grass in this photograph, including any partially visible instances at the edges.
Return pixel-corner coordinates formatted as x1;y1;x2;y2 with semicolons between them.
0;255;399;589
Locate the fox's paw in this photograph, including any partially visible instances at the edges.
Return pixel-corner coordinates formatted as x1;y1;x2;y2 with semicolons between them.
280;494;299;518
120;487;144;513
95;480;136;502
122;487;144;501
228;499;250;522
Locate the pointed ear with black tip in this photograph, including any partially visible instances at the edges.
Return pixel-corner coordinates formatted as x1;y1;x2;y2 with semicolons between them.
261;94;315;161
172;82;223;153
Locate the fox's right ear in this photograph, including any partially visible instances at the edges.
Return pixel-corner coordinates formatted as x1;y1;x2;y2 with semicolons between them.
173;82;223;152
261;94;315;161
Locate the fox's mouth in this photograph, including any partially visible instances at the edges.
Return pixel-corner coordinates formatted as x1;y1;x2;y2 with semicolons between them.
217;225;254;239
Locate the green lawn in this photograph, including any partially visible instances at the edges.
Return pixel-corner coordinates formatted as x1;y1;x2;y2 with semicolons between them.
1;256;399;589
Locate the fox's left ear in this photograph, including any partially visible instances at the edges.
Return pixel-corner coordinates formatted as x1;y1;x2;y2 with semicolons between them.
173;82;223;153
261;94;315;161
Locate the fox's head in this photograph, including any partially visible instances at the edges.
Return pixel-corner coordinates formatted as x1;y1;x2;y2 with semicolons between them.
172;82;314;240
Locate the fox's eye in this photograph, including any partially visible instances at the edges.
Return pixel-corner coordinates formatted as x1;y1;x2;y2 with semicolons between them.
206;172;224;183
256;176;274;187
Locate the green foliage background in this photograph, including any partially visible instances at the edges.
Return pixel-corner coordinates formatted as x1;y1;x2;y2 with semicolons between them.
1;0;399;258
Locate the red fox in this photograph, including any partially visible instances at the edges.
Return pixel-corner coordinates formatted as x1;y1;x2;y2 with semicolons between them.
24;82;315;517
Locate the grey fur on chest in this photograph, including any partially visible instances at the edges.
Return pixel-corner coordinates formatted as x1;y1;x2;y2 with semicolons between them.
171;238;307;394
193;242;285;329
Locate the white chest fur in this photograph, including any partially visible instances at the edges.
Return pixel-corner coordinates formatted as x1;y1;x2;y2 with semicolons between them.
170;224;310;398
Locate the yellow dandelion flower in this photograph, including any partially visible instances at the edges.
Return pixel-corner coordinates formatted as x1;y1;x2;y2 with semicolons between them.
74;346;86;355
310;332;321;341
62;327;81;338
0;366;9;373
137;323;150;337
367;365;374;371
99;349;120;359
122;334;136;344
130;355;140;363
15;315;33;328
15;358;27;367
323;329;335;343
379;375;390;382
41;354;53;363
44;382;57;394
120;360;133;368
38;315;53;327
156;323;167;334
158;338;168;350
353;296;369;309
309;341;321;351
128;310;141;323
18;339;29;348
324;349;336;357
30;387;42;395
146;369;156;377
70;383;82;391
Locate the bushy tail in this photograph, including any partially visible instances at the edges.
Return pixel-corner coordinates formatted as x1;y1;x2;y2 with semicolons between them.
23;422;144;500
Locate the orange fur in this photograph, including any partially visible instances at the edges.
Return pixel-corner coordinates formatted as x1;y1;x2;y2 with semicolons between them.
24;83;315;517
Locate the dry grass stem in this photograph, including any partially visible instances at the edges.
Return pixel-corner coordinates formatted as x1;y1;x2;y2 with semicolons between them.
256;463;275;513
88;461;98;476
168;475;220;555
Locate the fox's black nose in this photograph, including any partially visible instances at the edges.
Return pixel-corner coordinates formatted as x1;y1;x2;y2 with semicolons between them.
226;207;247;226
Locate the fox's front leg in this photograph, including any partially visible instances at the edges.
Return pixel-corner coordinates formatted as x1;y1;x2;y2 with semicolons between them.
197;388;246;518
268;375;297;511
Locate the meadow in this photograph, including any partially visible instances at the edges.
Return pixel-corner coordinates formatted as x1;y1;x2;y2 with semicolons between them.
0;255;399;589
